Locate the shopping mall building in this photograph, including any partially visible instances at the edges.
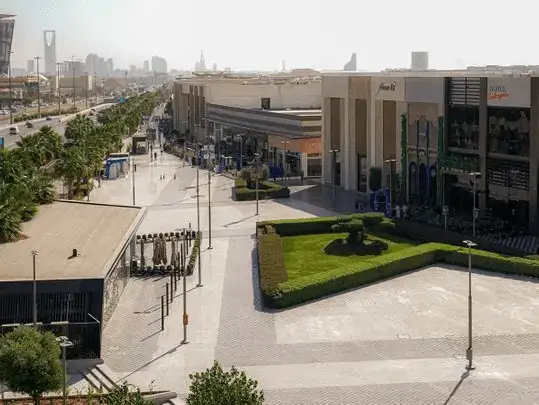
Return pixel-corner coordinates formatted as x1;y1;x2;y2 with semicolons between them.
322;72;539;229
173;72;323;177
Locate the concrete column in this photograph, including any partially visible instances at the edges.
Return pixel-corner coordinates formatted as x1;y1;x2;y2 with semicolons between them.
301;153;308;177
478;78;488;213
374;100;384;168
367;98;376;172
395;101;406;176
339;98;346;187
529;78;539;230
346;98;358;191
322;97;332;184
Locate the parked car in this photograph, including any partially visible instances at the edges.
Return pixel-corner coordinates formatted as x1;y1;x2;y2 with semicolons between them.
9;126;20;135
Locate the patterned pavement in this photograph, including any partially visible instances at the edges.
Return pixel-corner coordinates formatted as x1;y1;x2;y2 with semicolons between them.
98;151;539;404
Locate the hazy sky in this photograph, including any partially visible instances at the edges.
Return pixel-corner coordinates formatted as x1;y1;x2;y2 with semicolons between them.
3;0;539;71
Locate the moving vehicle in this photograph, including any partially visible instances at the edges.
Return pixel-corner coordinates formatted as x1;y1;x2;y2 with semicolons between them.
9;126;20;135
46;116;52;121
25;121;34;128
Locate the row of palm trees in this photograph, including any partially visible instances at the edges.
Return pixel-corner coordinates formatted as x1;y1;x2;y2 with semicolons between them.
0;91;163;244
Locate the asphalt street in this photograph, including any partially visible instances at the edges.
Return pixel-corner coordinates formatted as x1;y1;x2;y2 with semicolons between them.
0;103;113;149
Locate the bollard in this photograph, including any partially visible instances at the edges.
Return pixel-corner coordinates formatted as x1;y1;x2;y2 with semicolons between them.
166;283;170;315
161;295;165;331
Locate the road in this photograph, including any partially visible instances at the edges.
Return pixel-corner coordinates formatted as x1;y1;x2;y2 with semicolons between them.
0;103;113;149
0;100;96;123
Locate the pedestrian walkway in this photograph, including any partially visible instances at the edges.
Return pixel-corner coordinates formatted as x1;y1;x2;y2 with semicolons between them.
81;149;539;404
477;232;538;254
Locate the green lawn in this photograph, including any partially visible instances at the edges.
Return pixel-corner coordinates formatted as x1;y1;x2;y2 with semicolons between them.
282;232;417;281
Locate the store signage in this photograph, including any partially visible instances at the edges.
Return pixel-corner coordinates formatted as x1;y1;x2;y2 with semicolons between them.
487;77;530;108
375;81;397;96
488;85;509;102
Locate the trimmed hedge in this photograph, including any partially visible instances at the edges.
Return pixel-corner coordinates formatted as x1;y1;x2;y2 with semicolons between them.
233;178;290;201
186;231;202;275
257;215;539;308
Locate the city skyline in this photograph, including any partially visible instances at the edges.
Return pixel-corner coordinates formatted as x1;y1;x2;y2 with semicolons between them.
4;0;539;73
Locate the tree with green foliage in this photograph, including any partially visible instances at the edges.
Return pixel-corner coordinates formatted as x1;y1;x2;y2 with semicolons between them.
332;219;366;245
0;327;63;404
186;361;264;405
99;382;150;405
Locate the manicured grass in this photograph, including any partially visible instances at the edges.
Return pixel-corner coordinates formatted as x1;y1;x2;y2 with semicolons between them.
282;232;417;281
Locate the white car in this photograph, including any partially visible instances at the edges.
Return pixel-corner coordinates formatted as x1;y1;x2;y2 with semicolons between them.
9;126;20;135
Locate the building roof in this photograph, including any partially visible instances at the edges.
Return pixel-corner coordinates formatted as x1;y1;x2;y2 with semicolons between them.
0;201;145;282
0;13;15;19
321;69;539;78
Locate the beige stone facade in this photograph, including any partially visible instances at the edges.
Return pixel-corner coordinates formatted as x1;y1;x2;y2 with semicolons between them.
322;72;539;229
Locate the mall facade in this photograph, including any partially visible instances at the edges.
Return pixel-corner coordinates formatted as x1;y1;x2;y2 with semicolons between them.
322;72;539;229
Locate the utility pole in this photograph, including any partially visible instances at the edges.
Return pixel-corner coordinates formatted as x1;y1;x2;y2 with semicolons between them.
34;56;42;117
72;64;76;111
85;72;88;109
8;50;13;125
208;147;213;250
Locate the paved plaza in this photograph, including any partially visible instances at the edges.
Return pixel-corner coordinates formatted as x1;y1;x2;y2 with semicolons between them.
91;150;539;404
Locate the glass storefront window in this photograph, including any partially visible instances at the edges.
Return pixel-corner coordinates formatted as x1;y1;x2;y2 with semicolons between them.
448;107;479;150
307;158;322;177
488;107;529;157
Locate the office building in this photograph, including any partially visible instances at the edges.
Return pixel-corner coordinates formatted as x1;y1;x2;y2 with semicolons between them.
151;56;167;74
0;14;15;76
411;51;429;71
194;52;206;72
43;30;57;75
143;60;149;73
26;59;34;73
322;71;539;230
106;58;114;76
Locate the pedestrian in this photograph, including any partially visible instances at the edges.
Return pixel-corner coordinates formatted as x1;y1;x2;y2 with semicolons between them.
300;170;304;185
154;152;157;160
173;173;176;180
354;199;360;213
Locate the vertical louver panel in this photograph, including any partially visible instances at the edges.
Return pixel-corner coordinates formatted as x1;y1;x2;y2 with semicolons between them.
449;78;480;106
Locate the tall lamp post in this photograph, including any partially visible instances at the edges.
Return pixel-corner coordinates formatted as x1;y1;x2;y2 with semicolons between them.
72;63;76;111
254;153;261;215
385;158;397;216
84;72;88;109
56;336;74;405
280;140;290;187
56;62;62;114
329;149;339;210
462;239;477;371
31;250;39;326
8;50;14;124
196;142;203;287
206;126;213;250
34;56;42;117
469;172;481;237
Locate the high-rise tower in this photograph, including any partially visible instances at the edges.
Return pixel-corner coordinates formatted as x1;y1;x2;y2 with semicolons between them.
0;13;15;76
43;30;57;75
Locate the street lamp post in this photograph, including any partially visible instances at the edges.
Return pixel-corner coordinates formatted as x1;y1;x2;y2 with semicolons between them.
84;72;88;109
462;239;477;371
385;159;397;216
196;143;203;287
7;50;14;124
469;172;481;238
329;149;339;210
31;250;39;326
254;153;261;215
56;62;62;114
56;336;74;405
72;65;76;111
34;57;41;117
131;158;136;205
207;135;213;250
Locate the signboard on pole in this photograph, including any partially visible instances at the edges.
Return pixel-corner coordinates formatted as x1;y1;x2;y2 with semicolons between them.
0;137;4;150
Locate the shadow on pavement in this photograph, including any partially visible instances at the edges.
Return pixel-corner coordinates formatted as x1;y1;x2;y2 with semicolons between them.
443;370;470;404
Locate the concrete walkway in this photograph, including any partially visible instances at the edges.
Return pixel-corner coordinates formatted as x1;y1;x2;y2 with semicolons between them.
91;149;539;404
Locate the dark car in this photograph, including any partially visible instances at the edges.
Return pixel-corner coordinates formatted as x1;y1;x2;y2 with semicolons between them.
46;116;52;121
25;121;34;128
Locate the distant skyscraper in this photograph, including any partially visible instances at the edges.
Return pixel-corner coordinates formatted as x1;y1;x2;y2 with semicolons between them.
0;13;15;76
151;56;167;73
106;58;113;76
195;51;206;72
282;60;286;72
411;51;429;70
43;30;57;75
143;60;149;73
212;63;217;71
27;59;35;73
343;53;357;71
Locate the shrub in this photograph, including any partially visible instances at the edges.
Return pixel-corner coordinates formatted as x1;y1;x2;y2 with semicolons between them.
233;179;289;201
257;228;287;306
256;215;539;308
